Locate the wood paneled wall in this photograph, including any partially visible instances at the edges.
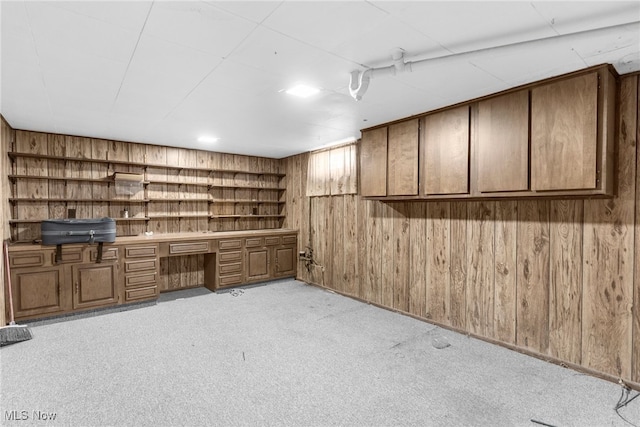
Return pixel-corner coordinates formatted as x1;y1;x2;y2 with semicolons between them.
283;74;640;386
1;117;13;327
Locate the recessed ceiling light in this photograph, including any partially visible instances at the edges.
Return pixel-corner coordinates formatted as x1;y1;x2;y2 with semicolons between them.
197;136;219;143
285;84;320;98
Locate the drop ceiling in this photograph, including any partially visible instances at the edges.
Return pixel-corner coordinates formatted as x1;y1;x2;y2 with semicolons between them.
1;1;639;159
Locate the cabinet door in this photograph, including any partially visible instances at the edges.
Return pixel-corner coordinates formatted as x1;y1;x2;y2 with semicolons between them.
387;119;419;196
246;247;270;282
477;90;529;192
531;72;598;191
274;244;296;277
72;263;118;310
422;105;470;195
360;127;387;197
11;267;65;319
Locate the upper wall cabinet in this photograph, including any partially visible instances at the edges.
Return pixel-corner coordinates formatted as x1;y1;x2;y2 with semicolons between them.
421;105;470;195
531;70;614;192
388;119;419;196
477;90;529;193
360;119;419;197
359;64;618;201
360;127;388;197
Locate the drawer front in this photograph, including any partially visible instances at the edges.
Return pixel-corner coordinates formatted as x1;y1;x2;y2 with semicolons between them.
51;247;83;264
169;241;209;255
265;236;281;246
219;262;241;275
219;239;242;250
244;237;263;248
90;247;119;262
9;252;45;268
218;274;243;287
283;235;297;245
219;251;242;263
126;245;158;258
125;286;158;302
125;272;157;288
125;259;157;273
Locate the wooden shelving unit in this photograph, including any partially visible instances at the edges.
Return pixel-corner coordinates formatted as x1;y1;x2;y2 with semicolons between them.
8;147;286;241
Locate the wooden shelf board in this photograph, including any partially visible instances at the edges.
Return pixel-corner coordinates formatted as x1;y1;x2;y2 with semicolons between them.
9;198;149;203
210;215;285;219
210;199;284;204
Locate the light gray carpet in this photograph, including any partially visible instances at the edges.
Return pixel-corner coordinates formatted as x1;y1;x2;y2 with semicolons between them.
1;279;638;427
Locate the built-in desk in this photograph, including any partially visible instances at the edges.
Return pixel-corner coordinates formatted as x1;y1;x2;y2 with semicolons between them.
6;229;298;322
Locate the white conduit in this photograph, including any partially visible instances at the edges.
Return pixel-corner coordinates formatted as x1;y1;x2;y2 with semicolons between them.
349;20;640;101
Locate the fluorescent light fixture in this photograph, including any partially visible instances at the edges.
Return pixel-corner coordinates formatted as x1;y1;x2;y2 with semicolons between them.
285;84;320;98
197;136;219;143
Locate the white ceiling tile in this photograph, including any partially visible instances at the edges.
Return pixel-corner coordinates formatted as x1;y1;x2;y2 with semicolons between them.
262;1;388;52
204;1;283;25
25;2;140;63
143;1;257;56
46;1;152;32
531;1;640;35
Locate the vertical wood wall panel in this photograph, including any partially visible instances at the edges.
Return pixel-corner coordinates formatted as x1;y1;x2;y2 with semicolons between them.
466;201;495;337
449;202;467;330
426;202;450;323
549;200;584;364
408;203;427;317
516;200;550;353
634;75;640;383
343;195;358;297
582;75;636;378
380;202;395;308
393;203;410;312
493;201;517;344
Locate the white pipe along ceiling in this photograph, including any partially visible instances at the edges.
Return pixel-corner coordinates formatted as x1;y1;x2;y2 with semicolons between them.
349;20;640;101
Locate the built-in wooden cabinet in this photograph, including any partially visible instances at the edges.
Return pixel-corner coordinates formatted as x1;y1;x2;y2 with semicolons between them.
71;262;118;310
476;90;529;193
388;119;419;196
360;64;617;201
8;230;297;322
531;71;602;191
421;105;470;195
359;127;388;197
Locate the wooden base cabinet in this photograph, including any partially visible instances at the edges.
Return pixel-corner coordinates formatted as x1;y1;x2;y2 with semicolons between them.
11;266;65;319
72;263;118;310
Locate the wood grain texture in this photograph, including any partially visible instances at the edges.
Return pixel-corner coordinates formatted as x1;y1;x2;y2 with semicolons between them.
477;90;529;192
387;119;419;196
380;201;395;308
360;127;387;197
532;72;597;191
408;202;427;318
493;201;517;344
549;200;584;364
449;202;467;330
393;203;410;312
582;75;636;378
343;195;358;296
466;201;495;337
331;196;345;293
634;75;640;383
426;202;450;323
516;200;550;353
1;117;12;324
422;106;470;195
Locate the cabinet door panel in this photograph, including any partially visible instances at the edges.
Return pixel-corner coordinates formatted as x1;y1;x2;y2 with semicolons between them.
73;263;118;310
422;106;470;195
387;119;419;196
246;247;269;281
478;90;529;192
532;72;598;191
360;127;387;197
274;245;296;277
12;268;64;318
